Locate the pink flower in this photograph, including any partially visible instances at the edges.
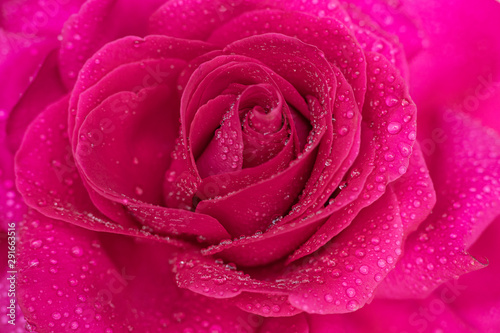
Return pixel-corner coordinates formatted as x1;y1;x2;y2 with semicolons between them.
1;0;500;332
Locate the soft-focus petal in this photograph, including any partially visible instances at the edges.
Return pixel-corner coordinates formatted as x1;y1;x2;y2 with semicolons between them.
259;314;309;333
306;297;473;333
449;216;500;332
406;0;500;135
6;49;66;152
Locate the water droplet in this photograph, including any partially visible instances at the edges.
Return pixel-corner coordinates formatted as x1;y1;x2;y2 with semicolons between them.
355;250;365;258
338;126;349;136
135;186;143;196
71;246;83;257
398;143;412;157
29;259;40;267
385;96;398;107
324;294;334;303
331;269;341;278
31;240;42;249
387;122;402;134
359;265;369;275
384;152;395;161
346;300;360;311
346;287;356;297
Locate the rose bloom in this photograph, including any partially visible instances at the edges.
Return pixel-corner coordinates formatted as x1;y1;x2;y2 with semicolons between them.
1;0;500;332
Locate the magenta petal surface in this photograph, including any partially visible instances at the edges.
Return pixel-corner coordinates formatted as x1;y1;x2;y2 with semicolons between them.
378;111;500;298
174;188;403;315
17;211;257;332
286;188;403;314
58;0;165;88
75;79;181;206
259;314;309;333
287;52;417;263
14;97;184;246
6;50;66;153
306;296;473;333
391;142;436;235
68;35;217;145
449;216;500;332
208;9;367;109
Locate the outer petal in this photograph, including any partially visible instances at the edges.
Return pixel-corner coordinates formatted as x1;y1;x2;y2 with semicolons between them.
1;0;84;36
286;188;403;314
58;0;165;87
378;111;500;298
390;142;436;236
449;216;500;332
6;49;66;152
406;0;500;136
74;61;184;206
14;97;185;246
0;31;55;118
259;314;309;333
17;210;258;333
67;35;217;147
340;0;424;59
306;297;474;333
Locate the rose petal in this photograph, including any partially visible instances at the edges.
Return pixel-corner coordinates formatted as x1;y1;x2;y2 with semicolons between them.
58;0;165;88
306;296;473;332
0;31;54;115
14;97;185;246
149;0;253;40
407;0;500;134
6;49;66;153
68;35;217;146
285;188;403;314
378;111;500;298
450;216;500;331
74;61;184;205
343;4;409;80
174;188;403;315
1;0;84;36
232;293;302;318
195;95;244;178
259;314;309;333
287;52;418;263
340;0;424;59
208;9;367;109
17;210;257;332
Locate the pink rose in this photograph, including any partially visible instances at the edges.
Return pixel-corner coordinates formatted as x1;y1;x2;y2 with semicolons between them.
1;0;500;332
